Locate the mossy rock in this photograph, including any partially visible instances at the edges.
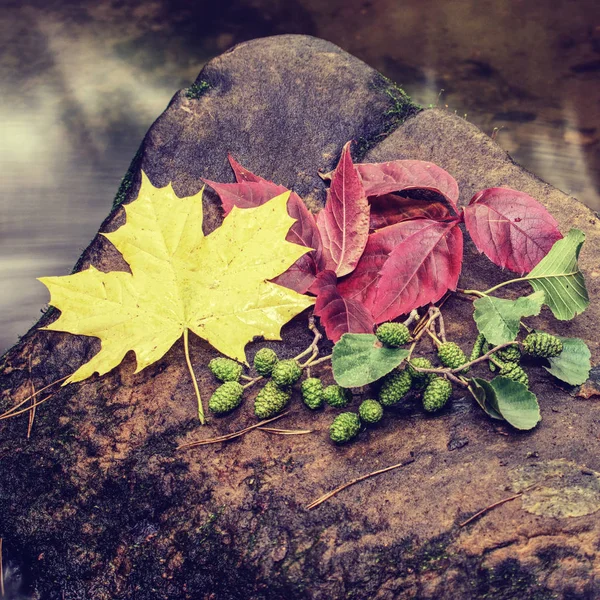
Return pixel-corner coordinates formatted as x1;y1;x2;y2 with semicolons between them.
1;35;599;599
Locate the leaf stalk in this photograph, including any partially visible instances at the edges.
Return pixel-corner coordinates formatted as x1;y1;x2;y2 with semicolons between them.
183;329;205;425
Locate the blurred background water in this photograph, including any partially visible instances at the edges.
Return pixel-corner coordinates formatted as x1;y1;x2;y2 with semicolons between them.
0;0;599;354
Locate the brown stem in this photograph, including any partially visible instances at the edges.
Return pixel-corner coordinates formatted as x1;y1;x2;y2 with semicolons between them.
444;372;469;388
407;310;438;360
243;376;263;390
412;341;519;377
403;309;420;328
426;326;442;347
302;354;332;369
437;311;447;343
293;314;322;362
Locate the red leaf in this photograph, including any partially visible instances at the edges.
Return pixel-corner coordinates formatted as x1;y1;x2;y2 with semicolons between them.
204;161;326;293
228;154;264;183
463;187;562;274
272;198;327;293
205;179;286;215
369;192;453;229
338;219;463;322
356;160;460;213
316;142;370;277
313;271;374;342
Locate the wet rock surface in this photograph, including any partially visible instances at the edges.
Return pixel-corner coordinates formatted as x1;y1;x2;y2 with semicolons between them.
1;35;599;599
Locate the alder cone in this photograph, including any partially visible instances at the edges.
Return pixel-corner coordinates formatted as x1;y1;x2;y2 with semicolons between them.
1;35;600;600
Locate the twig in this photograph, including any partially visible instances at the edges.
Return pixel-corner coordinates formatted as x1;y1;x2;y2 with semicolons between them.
407;309;438;360
177;412;289;449
412;306;439;338
403;309;420;328
306;457;415;510
437;311;447;343
293;315;322;363
27;355;36;439
444;372;469;388
243;376;263;390
412;341;519;377
302;354;331;369
257;427;313;435
1;374;69;418
489;356;504;369
426;325;442;346
0;537;4;598
459;492;523;527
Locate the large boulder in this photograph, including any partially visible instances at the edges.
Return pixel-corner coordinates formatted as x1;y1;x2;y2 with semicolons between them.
1;35;599;599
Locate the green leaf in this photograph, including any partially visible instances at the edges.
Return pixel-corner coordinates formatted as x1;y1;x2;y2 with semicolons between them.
332;333;409;388
544;337;591;385
473;291;544;346
490;376;541;430
468;378;503;420
527;229;589;320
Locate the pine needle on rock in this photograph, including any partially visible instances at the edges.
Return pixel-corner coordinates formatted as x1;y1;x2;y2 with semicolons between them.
306;456;415;510
177;413;290;449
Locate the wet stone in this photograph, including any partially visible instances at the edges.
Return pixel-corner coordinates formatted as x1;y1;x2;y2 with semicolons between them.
1;35;600;599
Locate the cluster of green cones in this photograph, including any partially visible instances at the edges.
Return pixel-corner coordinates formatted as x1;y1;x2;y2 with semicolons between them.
206;323;567;445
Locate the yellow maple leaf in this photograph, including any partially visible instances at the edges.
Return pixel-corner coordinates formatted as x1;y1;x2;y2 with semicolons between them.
39;173;314;423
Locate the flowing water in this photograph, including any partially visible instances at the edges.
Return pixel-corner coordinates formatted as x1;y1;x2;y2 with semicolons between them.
0;0;599;356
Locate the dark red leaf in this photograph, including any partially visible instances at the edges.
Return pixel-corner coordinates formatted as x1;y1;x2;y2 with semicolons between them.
272;197;327;293
228;154;264;183
463;187;563;274
313;271;374;342
356;160;460;213
204;179;286;215
369;192;453;229
338;219;463;322
316;142;370;277
204;162;326;293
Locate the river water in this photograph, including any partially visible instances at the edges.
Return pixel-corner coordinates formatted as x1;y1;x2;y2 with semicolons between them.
0;0;599;354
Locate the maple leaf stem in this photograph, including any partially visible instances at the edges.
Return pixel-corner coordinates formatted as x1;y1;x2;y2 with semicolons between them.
183;329;204;425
